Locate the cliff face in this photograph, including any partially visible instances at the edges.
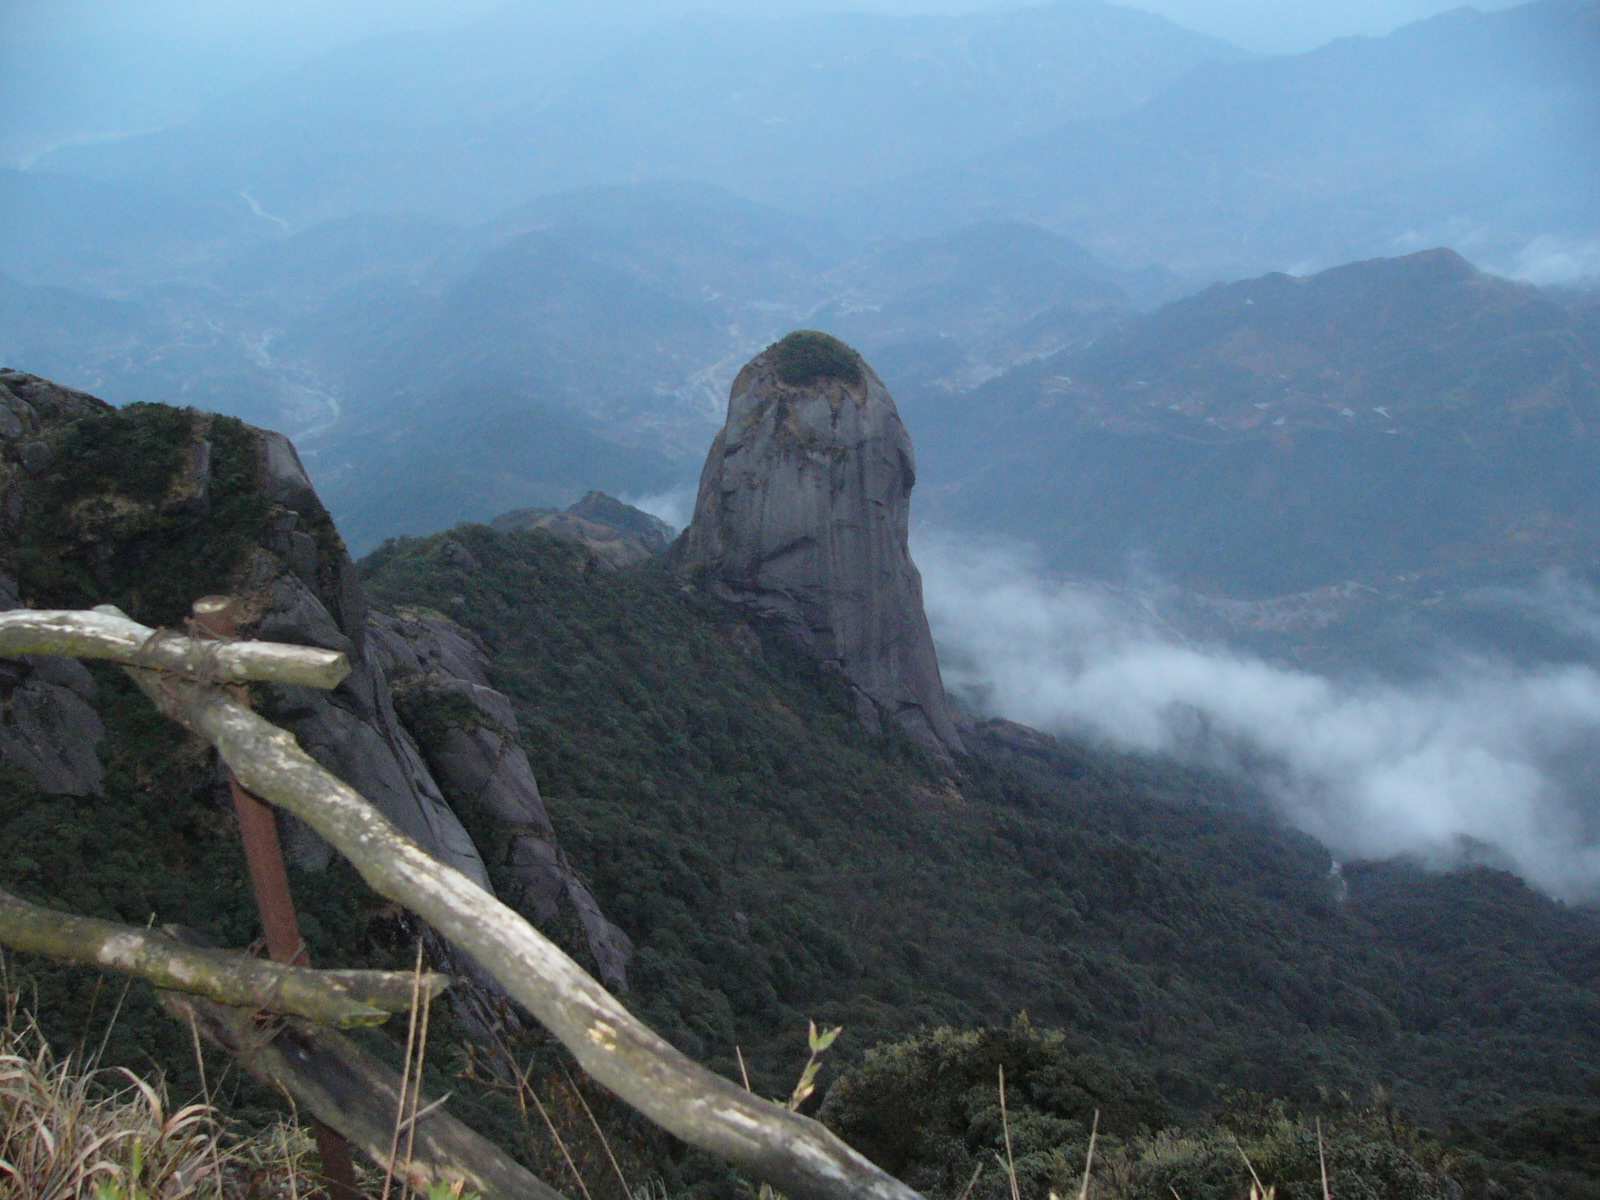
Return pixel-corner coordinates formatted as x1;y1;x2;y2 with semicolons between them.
0;372;110;795
373;605;633;989
0;369;630;1006
672;333;964;760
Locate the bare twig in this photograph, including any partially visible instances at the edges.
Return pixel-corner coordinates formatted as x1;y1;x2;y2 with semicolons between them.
998;1066;1020;1200
402;966;435;1192
562;1067;633;1198
1316;1118;1330;1200
397;1094;454;1133
185;1012;228;1200
383;942;427;1200
528;1081;598;1200
1077;1109;1098;1200
1234;1138;1266;1194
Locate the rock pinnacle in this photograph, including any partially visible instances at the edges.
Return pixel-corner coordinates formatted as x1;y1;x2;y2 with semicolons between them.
672;331;964;760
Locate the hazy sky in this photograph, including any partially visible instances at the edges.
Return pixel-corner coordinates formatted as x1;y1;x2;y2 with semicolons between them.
3;0;1529;55
11;0;1521;164
1120;0;1524;49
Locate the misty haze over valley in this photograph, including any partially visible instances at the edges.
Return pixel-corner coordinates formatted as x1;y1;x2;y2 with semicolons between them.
6;0;1596;899
4;3;1600;1193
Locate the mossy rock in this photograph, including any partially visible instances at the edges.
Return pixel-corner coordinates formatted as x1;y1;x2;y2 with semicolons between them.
769;330;865;389
13;404;271;625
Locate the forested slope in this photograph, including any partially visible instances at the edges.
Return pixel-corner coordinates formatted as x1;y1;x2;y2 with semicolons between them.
359;527;1600;1140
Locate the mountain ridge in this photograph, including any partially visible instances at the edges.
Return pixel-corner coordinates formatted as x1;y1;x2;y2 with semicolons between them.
841;0;1600;278
30;2;1245;226
914;247;1600;597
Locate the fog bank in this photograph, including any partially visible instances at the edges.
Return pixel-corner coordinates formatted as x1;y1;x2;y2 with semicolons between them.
918;533;1600;900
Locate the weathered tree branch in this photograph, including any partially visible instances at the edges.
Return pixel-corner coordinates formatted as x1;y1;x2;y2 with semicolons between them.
0;889;449;1027
117;646;924;1200
160;988;565;1200
0;606;349;689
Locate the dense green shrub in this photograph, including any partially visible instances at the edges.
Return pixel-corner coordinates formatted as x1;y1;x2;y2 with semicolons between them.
819;1021;1167;1198
1099;1104;1450;1200
820;1027;1463;1200
769;330;865;388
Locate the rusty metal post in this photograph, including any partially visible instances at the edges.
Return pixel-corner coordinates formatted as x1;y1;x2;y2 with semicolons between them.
191;596;363;1200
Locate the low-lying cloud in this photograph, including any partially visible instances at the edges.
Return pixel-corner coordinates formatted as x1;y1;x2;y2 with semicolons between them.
622;483;698;535
1508;235;1600;288
917;533;1600;900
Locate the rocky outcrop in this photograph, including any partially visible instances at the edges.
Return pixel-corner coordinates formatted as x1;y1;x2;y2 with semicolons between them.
0;369;106;436
374;606;633;991
971;718;1061;763
491;491;673;569
671;332;964;760
241;424;635;1006
0;372;110;796
0;574;105;796
0;370;630;1014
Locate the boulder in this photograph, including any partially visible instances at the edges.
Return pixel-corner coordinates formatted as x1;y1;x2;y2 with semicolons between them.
0;571;106;797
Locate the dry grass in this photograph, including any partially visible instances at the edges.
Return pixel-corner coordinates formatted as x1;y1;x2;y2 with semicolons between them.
2;946;1338;1200
0;964;313;1200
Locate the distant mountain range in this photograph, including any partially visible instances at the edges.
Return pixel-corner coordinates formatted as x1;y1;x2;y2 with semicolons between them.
2;0;1596;569
28;1;1242;226
1;177;1148;550
846;0;1600;279
813;220;1141;394
21;1;1592;285
913;248;1600;604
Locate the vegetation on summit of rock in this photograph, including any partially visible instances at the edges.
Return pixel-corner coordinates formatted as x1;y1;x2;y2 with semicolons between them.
770;330;866;388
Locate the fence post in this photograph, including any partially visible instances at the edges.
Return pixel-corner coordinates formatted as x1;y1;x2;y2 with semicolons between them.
190;595;361;1200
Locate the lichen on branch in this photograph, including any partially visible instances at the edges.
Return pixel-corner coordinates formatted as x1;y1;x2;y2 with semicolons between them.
0;889;447;1027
